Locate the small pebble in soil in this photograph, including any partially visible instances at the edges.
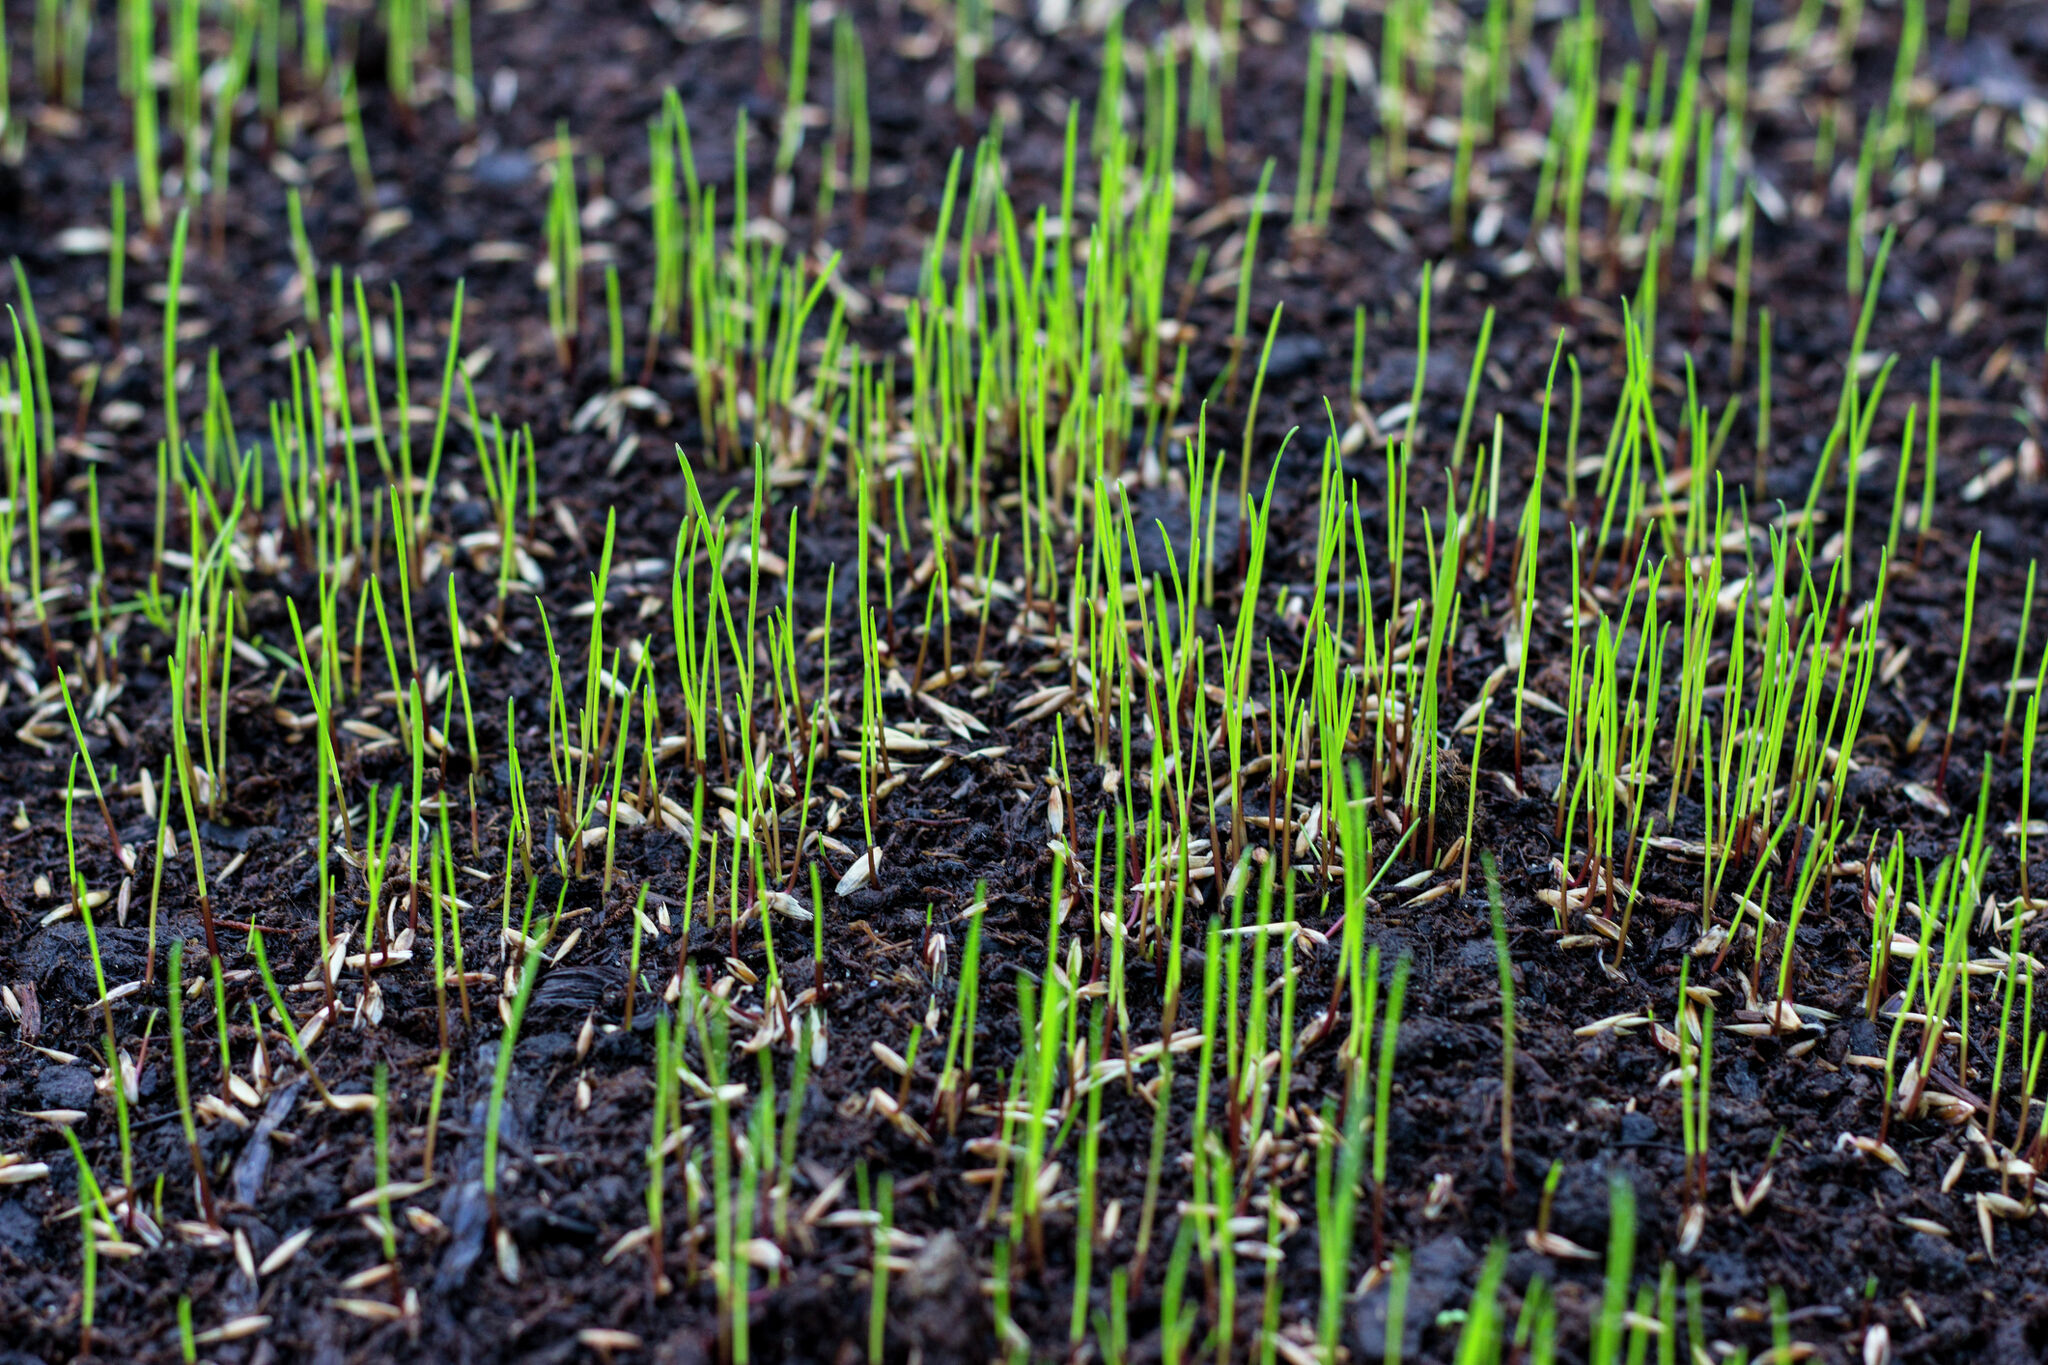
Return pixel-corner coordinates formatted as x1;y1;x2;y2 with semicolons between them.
1354;1233;1474;1361
472;150;535;189
1261;334;1327;381
0;1200;42;1259
36;1064;96;1112
1908;1230;1970;1289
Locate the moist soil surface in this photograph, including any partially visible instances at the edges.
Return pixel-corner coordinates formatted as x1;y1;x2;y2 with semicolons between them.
5;0;2048;1362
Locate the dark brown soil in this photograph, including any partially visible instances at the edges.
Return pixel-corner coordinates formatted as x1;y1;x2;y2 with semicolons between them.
4;1;2048;1363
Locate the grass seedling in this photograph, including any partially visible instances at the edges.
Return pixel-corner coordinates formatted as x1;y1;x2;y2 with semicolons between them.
485;937;545;1211
868;1168;893;1364
1917;360;1940;565
1372;953;1411;1262
107;179;126;337
606;263;624;388
67;763;134;1215
57;669;128;871
424;1049;450;1183
1484;854;1516;1195
161;207;190;455
2000;561;2038;753
1935;533;1981;789
340;71;375;202
452;0;475;120
165;941;218;1225
1222;158;1275;403
1754;308;1774;497
77;1159;96;1354
250;929;348;1108
1385;1249;1411;1365
372;1062;397;1262
128;0;160;230
1294;35;1327;224
1454;1244;1510;1363
647;1006;674;1296
1593;1173;1637;1365
624;881;650;1028
546;125;584;371
1675;961;1716;1208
